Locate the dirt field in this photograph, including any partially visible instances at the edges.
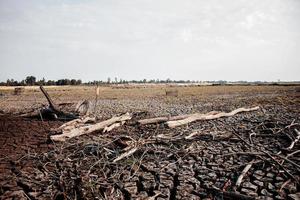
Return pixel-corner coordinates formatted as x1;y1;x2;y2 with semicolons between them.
0;85;299;199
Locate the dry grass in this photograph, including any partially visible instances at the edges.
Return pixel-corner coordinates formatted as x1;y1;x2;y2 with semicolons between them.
0;84;298;115
0;84;296;98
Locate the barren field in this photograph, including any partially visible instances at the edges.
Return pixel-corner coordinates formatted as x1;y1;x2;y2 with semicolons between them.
0;85;299;199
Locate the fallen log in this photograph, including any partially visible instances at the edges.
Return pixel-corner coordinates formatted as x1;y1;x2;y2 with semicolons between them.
39;86;78;120
75;100;92;116
103;121;125;133
40;86;59;112
51;113;131;142
138;115;193;125
167;106;260;128
138;111;219;125
53;116;96;133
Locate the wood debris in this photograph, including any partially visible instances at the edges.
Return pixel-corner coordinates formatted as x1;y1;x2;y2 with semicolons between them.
50;113;131;141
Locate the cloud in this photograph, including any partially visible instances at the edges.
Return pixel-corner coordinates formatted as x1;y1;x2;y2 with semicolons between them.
0;0;299;81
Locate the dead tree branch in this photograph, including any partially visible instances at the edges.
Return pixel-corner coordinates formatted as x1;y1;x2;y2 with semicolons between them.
167;106;260;128
286;129;300;150
51;113;131;142
235;160;254;187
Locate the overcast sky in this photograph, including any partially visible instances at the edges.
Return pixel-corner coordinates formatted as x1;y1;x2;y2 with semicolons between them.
0;0;299;82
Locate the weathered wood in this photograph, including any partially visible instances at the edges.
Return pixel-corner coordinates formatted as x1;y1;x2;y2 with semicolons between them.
103;121;124;133
167;106;260;128
53;116;96;132
138;111;219;125
138;117;169;125
39;86;78;120
236;160;254;187
40;86;59;112
286;129;300;150
113;147;138;163
51;113;131;141
185;131;203;139
137;114;192;125
75;100;92;116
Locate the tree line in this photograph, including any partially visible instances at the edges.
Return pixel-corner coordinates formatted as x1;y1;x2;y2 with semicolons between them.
1;76;82;86
1;76;233;86
86;77;206;85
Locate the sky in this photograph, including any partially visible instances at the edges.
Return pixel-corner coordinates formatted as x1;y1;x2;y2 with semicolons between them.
0;0;299;82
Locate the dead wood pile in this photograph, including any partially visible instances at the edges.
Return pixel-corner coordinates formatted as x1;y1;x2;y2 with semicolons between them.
3;103;300;199
50;113;132;141
50;106;259;142
20;86;78;120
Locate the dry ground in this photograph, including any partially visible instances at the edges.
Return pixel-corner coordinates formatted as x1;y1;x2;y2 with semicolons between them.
0;85;298;116
0;85;299;199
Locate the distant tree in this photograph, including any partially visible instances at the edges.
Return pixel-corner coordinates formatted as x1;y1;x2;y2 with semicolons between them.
25;76;36;86
107;77;111;84
59;79;71;85
37;77;46;85
56;79;66;85
6;79;18;86
46;80;55;85
56;79;61;85
66;79;71;85
70;79;77;85
20;80;26;86
6;79;12;86
76;79;82;85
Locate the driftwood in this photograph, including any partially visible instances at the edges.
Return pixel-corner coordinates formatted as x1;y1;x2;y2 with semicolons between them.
113;147;138;163
185;131;203;140
20;86;78;120
53;116;96;133
51;113;131;142
167;106;260;128
138;115;189;125
103;121;125;133
51;107;259;142
40;86;77;120
236;160;254;187
40;86;59;112
286;129;300;150
138;111;219;125
75;100;92;116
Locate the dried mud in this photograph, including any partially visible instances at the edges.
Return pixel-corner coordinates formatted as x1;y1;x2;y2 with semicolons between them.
0;86;299;199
